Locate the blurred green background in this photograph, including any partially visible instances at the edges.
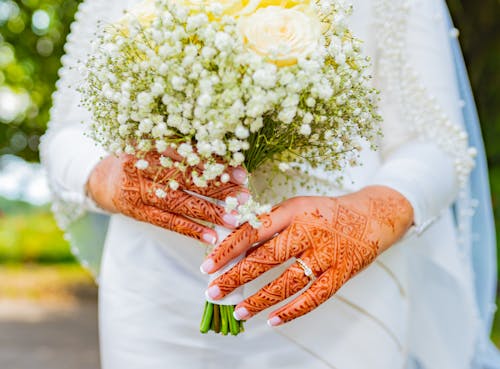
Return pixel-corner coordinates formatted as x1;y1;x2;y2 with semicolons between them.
0;0;499;344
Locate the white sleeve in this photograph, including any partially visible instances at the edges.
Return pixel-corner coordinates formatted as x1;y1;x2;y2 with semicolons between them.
367;0;476;233
40;0;131;228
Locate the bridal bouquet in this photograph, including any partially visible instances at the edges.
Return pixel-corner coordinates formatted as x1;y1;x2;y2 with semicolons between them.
81;0;380;335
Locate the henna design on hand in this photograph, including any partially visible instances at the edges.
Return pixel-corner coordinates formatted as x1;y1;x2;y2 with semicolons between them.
110;154;244;240
207;187;413;324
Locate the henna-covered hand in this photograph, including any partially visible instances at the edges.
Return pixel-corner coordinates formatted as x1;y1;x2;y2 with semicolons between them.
87;150;249;244
200;186;413;325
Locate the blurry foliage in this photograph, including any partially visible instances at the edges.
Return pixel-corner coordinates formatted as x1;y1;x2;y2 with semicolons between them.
448;0;500;164
448;0;500;273
0;0;80;161
0;197;74;263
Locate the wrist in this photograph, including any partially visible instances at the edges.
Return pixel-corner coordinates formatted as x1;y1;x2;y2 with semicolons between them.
343;185;414;252
86;155;120;213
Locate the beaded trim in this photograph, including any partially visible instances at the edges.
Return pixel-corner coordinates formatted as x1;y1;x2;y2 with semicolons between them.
373;0;476;188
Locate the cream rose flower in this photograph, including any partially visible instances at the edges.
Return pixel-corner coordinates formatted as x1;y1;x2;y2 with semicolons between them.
238;6;321;66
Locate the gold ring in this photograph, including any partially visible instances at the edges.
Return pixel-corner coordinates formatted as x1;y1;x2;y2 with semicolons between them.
296;258;314;279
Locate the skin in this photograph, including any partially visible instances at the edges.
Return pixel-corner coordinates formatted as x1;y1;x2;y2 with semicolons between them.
87;150;249;244
201;185;414;326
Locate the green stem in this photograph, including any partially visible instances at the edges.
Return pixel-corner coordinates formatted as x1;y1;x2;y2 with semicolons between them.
200;301;213;334
213;304;221;333
228;305;240;336
220;305;229;336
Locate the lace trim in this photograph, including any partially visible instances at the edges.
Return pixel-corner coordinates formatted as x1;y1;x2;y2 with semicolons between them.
373;0;476;188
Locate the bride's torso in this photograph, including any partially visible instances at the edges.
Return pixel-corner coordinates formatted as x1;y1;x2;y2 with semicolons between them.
98;2;408;367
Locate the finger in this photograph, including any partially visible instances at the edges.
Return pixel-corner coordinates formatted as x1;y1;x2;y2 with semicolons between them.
233;248;326;320
200;205;291;274
267;266;346;326
128;204;218;245
233;262;310;320
206;224;312;300
140;180;239;228
186;181;250;204
227;166;247;185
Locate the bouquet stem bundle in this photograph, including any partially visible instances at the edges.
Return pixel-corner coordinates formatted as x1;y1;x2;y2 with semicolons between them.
200;302;244;335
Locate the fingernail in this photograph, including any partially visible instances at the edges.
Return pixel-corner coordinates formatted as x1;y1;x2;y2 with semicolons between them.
234;307;249;320
202;233;217;245
223;214;239;227
237;192;250;204
200;259;214;274
267;316;282;327
206;285;221;300
232;169;247;184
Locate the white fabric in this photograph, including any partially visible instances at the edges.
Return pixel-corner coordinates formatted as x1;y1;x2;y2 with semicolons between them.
369;141;458;234
40;0;481;368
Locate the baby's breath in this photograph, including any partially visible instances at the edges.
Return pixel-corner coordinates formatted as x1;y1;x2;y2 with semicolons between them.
81;0;381;225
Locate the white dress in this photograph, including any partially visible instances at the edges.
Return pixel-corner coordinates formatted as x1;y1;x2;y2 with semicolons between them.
40;1;482;368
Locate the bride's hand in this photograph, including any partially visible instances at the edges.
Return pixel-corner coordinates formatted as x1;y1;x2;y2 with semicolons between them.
201;186;413;326
87;150;249;245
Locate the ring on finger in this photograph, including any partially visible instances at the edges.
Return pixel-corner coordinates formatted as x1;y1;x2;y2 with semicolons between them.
296;258;315;280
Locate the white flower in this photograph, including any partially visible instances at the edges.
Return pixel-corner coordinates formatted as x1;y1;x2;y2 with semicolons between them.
299;124;311;136
220;173;230;183
152;122;168;138
186;13;208;31
156;140;168;152
139;118;153;133
324;130;334;140
235;125;250;139
197;141;213;156
249;117;264;132
169;180;180;191
224;196;239;213
135;159;149;170
252;66;277;89
178;143;193;157
214;32;233;52
137;92;154;108
232;152;245;165
204;163;225;180
305;97;316;107
201;46;217;59
303;112;314;124
171;76;187;91
278;108;297;124
118;124;130;137
186;152;201;166
197;93;212;108
159;156;173;168
155;188;167;199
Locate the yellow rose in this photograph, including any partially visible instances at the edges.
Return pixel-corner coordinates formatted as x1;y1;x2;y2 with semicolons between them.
238;6;321;66
174;0;311;16
116;0;157;29
120;0;313;27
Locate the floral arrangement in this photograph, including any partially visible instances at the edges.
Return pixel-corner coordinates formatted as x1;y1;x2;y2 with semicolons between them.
81;0;381;335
